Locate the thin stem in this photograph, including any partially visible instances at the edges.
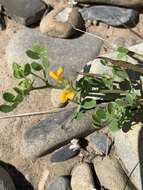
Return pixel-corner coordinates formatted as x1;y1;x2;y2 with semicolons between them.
91;89;129;94
31;72;46;83
69;21;115;51
77;71;105;78
0;106;76;120
99;57;143;75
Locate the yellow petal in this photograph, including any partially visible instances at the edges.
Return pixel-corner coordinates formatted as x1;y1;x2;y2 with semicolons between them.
49;71;59;81
57;67;64;76
67;91;75;100
60;91;68;103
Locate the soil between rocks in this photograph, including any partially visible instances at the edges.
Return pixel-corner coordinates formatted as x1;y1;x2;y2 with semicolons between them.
0;15;143;189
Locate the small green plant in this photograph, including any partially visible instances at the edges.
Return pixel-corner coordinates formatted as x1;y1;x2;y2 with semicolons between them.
1;44;143;132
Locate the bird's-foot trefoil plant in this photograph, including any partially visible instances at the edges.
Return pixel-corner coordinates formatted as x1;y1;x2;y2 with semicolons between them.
1;44;143;132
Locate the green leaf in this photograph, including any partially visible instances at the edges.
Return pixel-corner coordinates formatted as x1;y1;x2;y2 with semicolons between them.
100;59;108;66
3;92;15;103
117;47;128;60
13;87;23;95
31;62;43;71
0;105;14;113
117;47;128;54
109;119;120;132
93;108;108;125
24;63;31;76
18;79;33;91
73;111;84;121
12;63;25;79
14;94;24;103
112;65;128;81
81;98;96;109
26;50;40;59
126;94;136;105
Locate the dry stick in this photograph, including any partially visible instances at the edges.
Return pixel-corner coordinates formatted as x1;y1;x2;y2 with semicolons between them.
0;106;76;120
69;21;116;51
99;57;143;75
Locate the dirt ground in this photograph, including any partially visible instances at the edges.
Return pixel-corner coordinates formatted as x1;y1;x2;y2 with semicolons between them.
0;14;143;190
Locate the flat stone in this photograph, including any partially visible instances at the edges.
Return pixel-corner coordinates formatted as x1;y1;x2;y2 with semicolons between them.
79;5;139;26
51;143;79;162
76;0;143;7
93;157;137;190
6;28;103;83
114;124;143;190
0;165;16;190
71;163;96;190
0;0;46;26
22;108;96;159
48;176;72;190
88;132;112;155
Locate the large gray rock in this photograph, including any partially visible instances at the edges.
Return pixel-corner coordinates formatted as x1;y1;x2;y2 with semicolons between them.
93;157;137;190
6;28;103;82
48;176;72;190
79;6;139;26
0;165;16;190
114;124;142;190
0;0;46;26
76;0;143;7
22;108;96;159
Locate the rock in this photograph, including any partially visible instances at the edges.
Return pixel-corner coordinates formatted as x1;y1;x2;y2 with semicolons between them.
114;123;142;190
0;5;6;30
71;163;96;190
22;108;96;159
42;0;68;8
6;28;103;82
88;132;112;155
93;157;137;190
76;0;143;7
48;176;72;190
50;89;65;108
0;165;16;190
51;140;80;162
47;157;79;186
40;5;84;38
0;0;46;26
79;6;139;27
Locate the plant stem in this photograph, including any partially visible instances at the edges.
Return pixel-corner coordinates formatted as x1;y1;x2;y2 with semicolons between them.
99;57;143;75
91;89;128;94
31;72;46;83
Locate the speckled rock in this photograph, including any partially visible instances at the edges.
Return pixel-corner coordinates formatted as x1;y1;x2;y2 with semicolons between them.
40;6;84;38
71;163;96;190
22;108;96;159
93;157;137;190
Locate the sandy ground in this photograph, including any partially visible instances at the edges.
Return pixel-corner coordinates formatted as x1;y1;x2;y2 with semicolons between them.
0;14;143;189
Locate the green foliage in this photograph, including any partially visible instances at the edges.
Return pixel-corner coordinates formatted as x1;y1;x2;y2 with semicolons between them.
1;44;143;135
0;44;50;112
116;47;128;59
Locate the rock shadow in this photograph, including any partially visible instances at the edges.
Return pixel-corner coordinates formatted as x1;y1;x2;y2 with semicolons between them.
138;127;143;189
0;161;34;190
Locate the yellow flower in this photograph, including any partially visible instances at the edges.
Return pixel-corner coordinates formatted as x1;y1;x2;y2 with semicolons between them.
49;67;64;81
60;89;76;103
